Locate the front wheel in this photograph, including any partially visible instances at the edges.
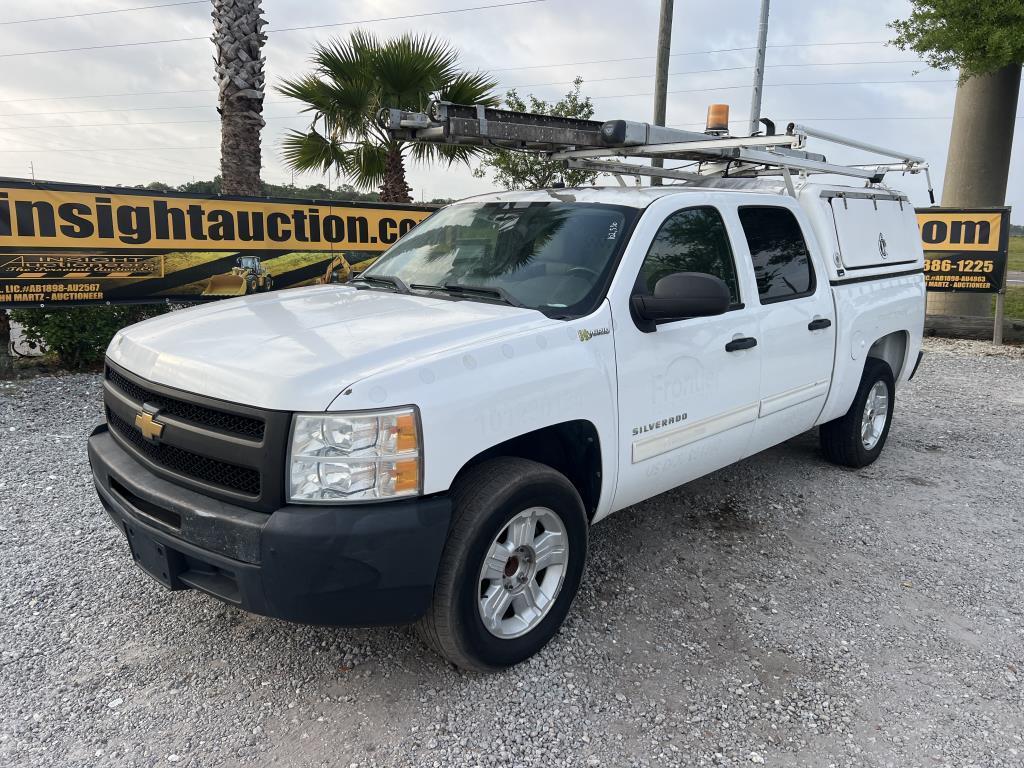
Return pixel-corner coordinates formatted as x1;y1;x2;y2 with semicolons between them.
820;357;895;468
417;458;588;672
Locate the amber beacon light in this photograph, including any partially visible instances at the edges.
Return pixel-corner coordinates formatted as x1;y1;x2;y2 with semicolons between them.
705;104;730;135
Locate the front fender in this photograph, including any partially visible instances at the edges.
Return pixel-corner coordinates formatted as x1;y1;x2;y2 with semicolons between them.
331;302;619;518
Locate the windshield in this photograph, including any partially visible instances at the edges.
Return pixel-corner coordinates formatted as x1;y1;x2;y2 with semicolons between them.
361;201;637;317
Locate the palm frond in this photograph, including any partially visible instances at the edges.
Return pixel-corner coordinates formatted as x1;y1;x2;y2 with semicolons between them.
275;75;333;114
335;141;388;191
409;142;490;167
311;34;375;88
372;33;459;107
440;71;499;107
279;128;347;174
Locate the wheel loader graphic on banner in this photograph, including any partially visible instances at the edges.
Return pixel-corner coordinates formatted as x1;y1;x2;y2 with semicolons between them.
203;255;275;297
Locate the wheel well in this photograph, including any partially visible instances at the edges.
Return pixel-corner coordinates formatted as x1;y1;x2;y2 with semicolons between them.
455;421;603;520
867;331;909;381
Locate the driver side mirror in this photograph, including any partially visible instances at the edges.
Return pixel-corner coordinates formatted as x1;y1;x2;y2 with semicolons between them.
631;271;731;332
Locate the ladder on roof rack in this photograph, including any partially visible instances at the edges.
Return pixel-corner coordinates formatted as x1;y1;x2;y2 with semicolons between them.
379;101;934;202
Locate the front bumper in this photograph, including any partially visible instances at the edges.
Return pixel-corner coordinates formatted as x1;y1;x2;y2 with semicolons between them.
88;424;451;626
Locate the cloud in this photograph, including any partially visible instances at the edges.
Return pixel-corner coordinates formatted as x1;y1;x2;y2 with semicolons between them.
0;0;1019;213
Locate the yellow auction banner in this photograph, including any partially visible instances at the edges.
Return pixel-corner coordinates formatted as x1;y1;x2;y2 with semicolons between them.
915;207;1011;293
0;180;434;307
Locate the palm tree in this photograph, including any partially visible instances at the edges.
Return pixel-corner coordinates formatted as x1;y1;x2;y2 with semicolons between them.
212;0;266;196
278;31;497;203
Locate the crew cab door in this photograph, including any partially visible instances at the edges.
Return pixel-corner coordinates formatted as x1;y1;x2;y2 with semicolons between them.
735;205;837;456
610;203;761;511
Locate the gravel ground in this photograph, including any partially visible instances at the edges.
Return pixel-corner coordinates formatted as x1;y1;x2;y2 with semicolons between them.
1;337;1022;768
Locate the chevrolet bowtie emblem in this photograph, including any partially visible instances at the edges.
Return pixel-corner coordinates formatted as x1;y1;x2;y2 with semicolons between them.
134;408;164;441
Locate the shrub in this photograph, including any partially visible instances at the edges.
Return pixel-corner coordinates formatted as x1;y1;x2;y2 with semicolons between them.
11;305;169;370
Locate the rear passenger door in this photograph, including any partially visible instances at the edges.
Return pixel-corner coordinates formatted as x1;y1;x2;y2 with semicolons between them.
737;205;836;456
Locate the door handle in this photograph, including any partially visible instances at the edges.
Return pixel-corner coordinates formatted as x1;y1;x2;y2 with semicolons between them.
807;318;832;331
725;336;758;352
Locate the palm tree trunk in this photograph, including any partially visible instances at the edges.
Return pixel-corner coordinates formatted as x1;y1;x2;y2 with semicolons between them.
212;0;267;197
380;146;412;203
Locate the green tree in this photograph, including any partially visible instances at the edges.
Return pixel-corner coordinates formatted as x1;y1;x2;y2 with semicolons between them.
890;0;1024;79
277;31;497;203
12;306;168;371
890;1;1023;321
473;78;600;190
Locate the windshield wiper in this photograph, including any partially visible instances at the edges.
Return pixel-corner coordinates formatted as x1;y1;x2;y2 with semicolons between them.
409;282;525;308
352;274;410;294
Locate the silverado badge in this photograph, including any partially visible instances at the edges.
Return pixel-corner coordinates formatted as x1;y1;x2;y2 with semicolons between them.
134;407;164;441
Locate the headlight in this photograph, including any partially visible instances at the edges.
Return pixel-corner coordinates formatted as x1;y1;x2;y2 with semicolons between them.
288;407;421;503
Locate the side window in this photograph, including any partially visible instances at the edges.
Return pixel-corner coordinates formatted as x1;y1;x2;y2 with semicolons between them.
636;206;740;305
737;206;815;303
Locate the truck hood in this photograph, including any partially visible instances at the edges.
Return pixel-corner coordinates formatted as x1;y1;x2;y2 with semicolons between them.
107;285;552;411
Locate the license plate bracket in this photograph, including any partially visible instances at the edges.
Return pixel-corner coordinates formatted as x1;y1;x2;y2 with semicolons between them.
123;522;186;590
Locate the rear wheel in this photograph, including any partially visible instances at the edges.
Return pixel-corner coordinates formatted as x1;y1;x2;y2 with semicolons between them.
417;457;588;672
820;358;895;468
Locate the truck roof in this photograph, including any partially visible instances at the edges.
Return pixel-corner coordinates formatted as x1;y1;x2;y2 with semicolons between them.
458;179;908;208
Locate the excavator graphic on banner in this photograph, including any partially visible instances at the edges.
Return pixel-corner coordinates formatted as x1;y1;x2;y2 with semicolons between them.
202;255;274;297
315;254;353;285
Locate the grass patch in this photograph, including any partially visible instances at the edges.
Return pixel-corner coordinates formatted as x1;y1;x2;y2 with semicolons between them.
1010;236;1024;272
995;285;1024;319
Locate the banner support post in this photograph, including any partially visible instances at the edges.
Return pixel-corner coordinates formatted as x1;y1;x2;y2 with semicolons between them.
993;285;1005;346
0;310;11;375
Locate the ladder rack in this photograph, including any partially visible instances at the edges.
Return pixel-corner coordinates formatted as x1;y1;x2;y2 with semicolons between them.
379;102;934;201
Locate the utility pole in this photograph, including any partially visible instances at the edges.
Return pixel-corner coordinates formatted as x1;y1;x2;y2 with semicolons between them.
748;0;770;136
651;0;674;185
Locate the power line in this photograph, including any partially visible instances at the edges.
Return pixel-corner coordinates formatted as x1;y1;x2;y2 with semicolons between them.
487;40;890;73
0;0;547;58
507;60;929;89
592;78;956;100
0;145;219;153
7;114;1024;154
0;77;958;128
270;0;545;34
3;124;217;178
0;59;929;114
0;1;206;26
669;115;1024;128
0;115;305;130
0;89;215;105
0;103;241;118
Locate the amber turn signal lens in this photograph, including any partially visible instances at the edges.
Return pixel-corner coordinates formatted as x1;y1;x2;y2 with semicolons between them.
395;413;418;453
392;459;420;493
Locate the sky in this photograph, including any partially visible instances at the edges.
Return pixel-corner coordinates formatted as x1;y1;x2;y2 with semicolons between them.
0;0;1020;216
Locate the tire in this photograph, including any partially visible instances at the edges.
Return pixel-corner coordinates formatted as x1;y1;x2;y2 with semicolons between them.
820;357;895;468
417;457;588;672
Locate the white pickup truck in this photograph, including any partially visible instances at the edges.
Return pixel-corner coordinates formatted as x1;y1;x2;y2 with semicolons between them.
89;179;925;671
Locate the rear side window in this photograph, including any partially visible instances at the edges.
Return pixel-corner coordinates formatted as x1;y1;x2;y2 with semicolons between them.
737;207;815;303
636;206;740;305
